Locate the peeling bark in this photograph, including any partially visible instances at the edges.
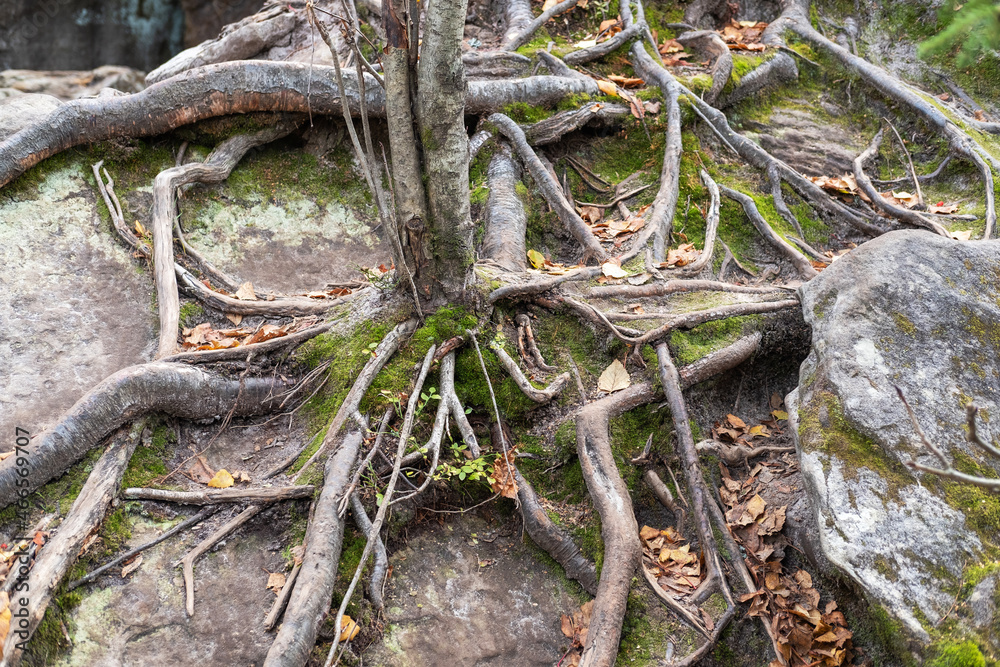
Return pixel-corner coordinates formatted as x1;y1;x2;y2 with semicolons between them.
482;141;528;272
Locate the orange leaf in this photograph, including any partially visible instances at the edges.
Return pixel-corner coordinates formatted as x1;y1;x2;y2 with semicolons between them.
596;80;618;97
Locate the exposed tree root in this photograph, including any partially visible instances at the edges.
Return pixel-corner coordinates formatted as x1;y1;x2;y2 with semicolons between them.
642;468;685;529
0;363;292;505
853;129;950;237
501;0;534;47
718;185;819;279
264;427;362;667
321;347;437;667
181;504;263;616
516;313;558;372
151;123;297;356
349;492;388;611
490;113;609;262
653;342;737;665
266;319;416;480
0;427;140;667
0;62;598;188
482;140;528;273
695;439;796;467
661;169;720;276
563;20;647;66
265;561;302;630
123;485;315;505
785;0;997;238
677;31;732;106
503;0;578;51
524;103;631;146
514;465;599;595
66;506;219;592
491;342;571;404
719;53;798;109
588;280;781;299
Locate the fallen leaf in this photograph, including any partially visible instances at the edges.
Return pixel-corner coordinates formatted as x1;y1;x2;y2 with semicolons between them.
527;249;546;269
794;569;813;589
121;554;143;578
627;272;651;285
233;470;251;483
659;39;684;54
950;229;973;241
597;80;618;97
609;74;644;88
772;410;789;421
663;242;700;267
225;312;243;325
746;493;766;520
599;18;620;33
974;109;986;121
134;220;148;237
601;261;629;279
639;525;660;541
207;469;235;489
267;571;286;593
598;359;630;393
245;323;287;346
541;0;560;9
0;592;9;649
580;205;603;223
574;39;598;48
937;92;950;101
643;100;661;114
187;456;216;484
339;614;360;642
488;448;519;499
234;281;257;301
929;203;959;214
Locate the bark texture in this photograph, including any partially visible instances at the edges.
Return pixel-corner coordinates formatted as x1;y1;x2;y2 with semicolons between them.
482;141;528;272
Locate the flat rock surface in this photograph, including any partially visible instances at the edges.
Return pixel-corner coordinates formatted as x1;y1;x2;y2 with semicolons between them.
790;230;1000;646
0;156;157;436
364;512;584;666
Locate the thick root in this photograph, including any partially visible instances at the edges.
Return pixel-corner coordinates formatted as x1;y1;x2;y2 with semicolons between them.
0;363;292;505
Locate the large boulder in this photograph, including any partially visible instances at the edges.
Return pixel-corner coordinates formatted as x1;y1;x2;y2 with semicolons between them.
788;230;1000;655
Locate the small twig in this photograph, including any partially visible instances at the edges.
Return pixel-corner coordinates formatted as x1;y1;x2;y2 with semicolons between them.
264;562;302;630
179;505;262;616
566;355;588;405
575;183;654;209
883;117;924;207
68;507;218;591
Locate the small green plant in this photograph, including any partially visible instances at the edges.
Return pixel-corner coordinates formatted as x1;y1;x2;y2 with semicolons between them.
435;442;494;482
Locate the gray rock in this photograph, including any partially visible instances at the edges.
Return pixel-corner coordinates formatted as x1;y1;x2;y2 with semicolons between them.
0;65;145;100
0;93;61;140
745;107;863;177
789;230;1000;650
364;513;583;666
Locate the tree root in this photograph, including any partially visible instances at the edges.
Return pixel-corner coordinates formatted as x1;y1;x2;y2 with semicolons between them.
853;128;950;237
516;313;557;372
719;53;798;109
514;465;599;594
320;346;437;667
123;485;315;505
491;342;570;404
718;185;819;279
653;342;737;666
785;0;997;239
587;280;781;299
67;506;219;592
0;61;598;188
503;0;578;51
264;427;363;667
180;504;263;616
349;492;388;611
642;468;685;528
524;103;631;146
501;0;534;47
695;439;796;467
676;31;732;106
265;561;302;630
151;123;298;356
0;363;292;505
489;113;609;262
563;20;647;66
0;427;141;667
266;319;416;480
482;140;528;273
661;170;719;276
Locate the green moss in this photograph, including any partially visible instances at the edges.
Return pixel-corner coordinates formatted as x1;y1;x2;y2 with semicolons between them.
797;389;915;497
935;451;1000;543
892;312;919;337
31;449;103;516
501;101;554;124
609;406;675;490
669;315;761;365
929;640;987;667
615;590;667;666
122;421;172;489
97;507;132;557
178;301;205;329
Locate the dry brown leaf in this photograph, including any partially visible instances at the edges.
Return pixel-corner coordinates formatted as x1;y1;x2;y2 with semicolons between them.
974;109;987;121
207;469;235;489
580;205;603;223
601;261;628;279
121;554;143;579
233;470;251;483
245;323;287;346
267;571;286;593
663;242;700;267
794;569;813;589
746;493;766;520
488;448;519;499
0;592;9;651
598;359;630;393
639;525;660;541
609;74;644;88
727;414;747;429
187;456;216;484
235;281;257;301
599;18;620;33
950;229;973;241
225;312;243;325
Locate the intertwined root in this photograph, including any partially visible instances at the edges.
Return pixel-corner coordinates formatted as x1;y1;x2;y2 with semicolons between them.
2;0;997;663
